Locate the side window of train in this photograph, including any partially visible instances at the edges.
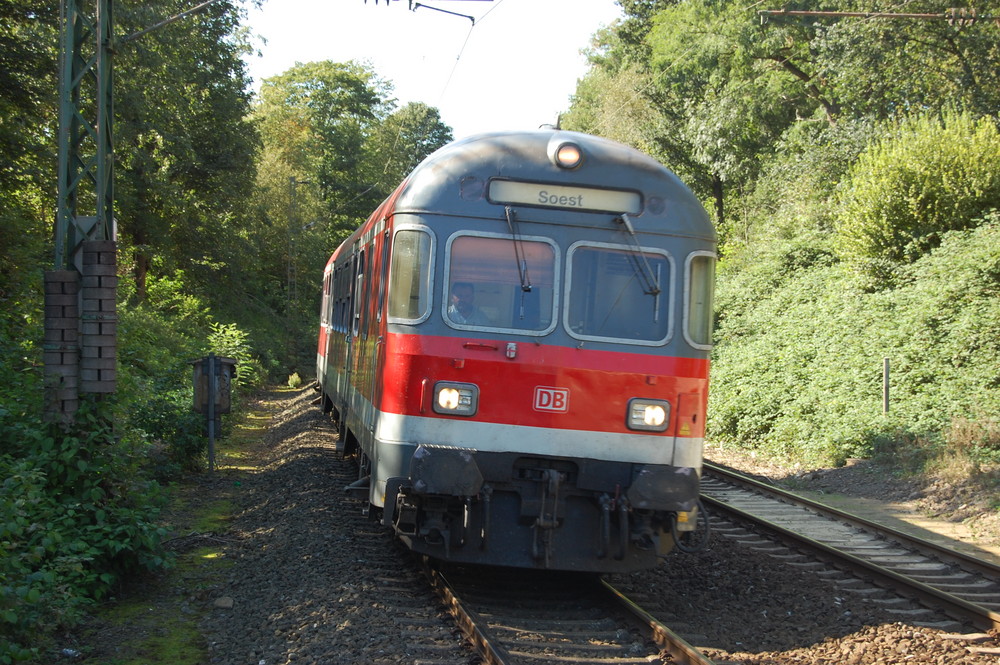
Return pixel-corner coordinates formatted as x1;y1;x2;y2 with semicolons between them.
320;275;329;324
565;242;673;345
352;250;365;337
684;251;716;349
387;228;433;324
340;264;350;332
334;266;344;332
444;233;557;334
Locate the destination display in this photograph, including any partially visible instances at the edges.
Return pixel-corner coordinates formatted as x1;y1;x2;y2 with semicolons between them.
488;179;642;214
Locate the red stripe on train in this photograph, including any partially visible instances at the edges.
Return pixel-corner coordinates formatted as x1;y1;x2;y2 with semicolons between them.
378;332;709;436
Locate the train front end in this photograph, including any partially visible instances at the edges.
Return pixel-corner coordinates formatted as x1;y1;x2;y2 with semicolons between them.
337;130;715;573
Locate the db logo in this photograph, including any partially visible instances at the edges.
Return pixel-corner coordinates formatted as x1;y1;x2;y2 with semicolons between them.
534;386;569;412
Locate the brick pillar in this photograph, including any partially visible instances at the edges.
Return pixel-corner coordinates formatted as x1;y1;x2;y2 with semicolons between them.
79;240;117;394
44;270;80;423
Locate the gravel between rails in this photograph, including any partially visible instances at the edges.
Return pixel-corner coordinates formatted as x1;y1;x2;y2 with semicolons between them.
203;388;1000;665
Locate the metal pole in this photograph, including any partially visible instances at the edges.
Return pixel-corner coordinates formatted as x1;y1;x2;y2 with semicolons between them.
207;352;216;472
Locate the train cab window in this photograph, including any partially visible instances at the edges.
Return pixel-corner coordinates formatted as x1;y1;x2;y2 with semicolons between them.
388;228;433;323
445;234;557;334
685;252;716;349
566;243;673;345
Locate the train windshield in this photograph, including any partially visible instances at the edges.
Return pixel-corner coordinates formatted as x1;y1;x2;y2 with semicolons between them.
445;234;556;333
566;244;672;344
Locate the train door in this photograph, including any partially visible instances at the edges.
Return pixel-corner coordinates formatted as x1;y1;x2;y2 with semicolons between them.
369;227;391;431
342;242;363;430
317;270;331;383
357;235;375;437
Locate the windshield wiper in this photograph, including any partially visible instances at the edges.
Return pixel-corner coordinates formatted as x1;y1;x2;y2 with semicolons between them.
504;206;534;321
615;213;661;296
504;206;532;293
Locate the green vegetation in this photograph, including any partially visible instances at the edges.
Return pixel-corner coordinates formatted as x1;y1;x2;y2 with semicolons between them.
1;0;450;660
709;217;1000;466
836;111;1000;287
566;0;1000;469
3;0;999;659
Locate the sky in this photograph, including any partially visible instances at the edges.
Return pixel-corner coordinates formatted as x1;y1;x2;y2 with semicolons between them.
241;0;623;139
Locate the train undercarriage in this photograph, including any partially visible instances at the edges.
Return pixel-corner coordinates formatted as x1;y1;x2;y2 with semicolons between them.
376;444;705;573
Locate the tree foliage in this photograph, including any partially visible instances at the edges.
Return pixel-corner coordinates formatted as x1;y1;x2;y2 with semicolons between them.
254;61;452;228
0;0;267;658
250;61;452;370
835;110;1000;286
710;218;1000;464
566;0;1000;465
115;0;259;302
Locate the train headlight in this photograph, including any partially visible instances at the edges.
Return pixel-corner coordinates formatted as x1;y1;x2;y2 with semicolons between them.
433;382;479;417
627;398;670;432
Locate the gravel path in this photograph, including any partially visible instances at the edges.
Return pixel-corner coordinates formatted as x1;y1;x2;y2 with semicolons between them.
201;389;469;665
200;388;1000;665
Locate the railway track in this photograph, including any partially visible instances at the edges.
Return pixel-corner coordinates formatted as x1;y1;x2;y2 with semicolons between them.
424;561;715;665
701;461;1000;633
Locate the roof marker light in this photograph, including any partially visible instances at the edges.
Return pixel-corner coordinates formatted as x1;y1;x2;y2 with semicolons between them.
553;142;583;169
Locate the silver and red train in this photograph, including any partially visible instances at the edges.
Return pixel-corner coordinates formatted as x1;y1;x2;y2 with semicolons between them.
316;130;715;573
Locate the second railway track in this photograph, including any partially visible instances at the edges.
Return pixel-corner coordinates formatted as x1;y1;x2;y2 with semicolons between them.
701;461;1000;632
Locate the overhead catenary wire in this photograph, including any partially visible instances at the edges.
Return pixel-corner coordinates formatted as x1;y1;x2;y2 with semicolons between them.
360;0;505;205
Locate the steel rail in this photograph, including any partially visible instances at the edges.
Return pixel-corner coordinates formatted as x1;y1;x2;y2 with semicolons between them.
602;579;716;665
704;462;1000;578
424;563;513;665
702;463;1000;632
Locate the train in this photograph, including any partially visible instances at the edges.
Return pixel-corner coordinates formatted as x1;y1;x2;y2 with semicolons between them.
315;129;715;573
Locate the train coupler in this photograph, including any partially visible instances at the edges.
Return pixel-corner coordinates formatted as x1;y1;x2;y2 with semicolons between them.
630;512;657;551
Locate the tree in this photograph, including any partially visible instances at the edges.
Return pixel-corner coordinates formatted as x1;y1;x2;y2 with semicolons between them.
253;61;452;256
0;0;58;410
367;101;453;189
255;60;392;228
812;3;1000;121
115;0;259;302
250;61;452;366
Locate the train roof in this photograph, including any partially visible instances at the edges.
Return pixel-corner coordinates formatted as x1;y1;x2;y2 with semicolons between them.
394;129;715;241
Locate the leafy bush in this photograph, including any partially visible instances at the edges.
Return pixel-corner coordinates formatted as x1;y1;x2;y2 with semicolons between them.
207;321;265;390
0;404;168;662
117;283;267;473
835;110;1000;287
117;297;208;474
709;216;1000;466
741;118;877;247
